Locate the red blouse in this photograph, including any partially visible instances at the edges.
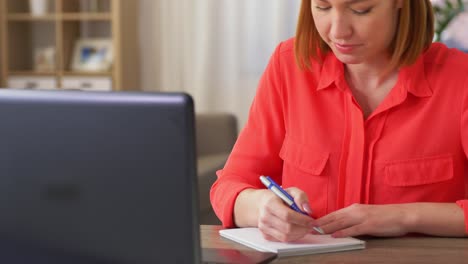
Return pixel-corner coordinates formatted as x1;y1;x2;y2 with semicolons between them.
210;38;468;233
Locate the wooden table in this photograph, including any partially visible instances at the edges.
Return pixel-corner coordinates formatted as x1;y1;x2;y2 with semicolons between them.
201;225;468;263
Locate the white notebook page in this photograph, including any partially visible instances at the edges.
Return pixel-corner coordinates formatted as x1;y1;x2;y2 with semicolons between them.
220;228;365;257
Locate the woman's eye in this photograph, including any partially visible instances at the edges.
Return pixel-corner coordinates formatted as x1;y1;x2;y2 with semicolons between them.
351;8;372;15
315;6;331;11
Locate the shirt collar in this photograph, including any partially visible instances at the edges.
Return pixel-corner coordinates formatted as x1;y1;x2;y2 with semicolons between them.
399;52;433;98
316;51;433;98
317;52;345;91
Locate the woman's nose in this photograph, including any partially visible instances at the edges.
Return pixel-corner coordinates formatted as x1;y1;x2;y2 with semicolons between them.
330;15;353;41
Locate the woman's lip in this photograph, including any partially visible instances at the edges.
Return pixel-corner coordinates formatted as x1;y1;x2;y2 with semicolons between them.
334;43;361;53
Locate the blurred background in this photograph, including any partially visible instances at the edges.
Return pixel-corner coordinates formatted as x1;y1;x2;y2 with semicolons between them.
140;0;300;224
0;0;466;224
0;0;301;127
1;0;467;126
139;0;300;126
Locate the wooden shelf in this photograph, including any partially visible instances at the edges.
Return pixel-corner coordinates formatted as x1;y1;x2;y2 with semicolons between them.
1;0;139;90
61;71;113;76
9;71;112;77
7;14;57;21
9;71;57;76
7;13;112;21
62;13;112;21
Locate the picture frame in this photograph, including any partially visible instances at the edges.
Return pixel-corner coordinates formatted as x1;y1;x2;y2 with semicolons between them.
34;46;56;71
71;38;113;72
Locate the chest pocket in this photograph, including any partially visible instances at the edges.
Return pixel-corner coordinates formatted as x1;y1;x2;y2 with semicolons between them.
279;137;329;176
278;136;329;217
384;155;453;187
376;154;460;203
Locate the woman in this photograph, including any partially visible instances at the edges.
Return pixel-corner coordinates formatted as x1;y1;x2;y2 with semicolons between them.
211;0;468;242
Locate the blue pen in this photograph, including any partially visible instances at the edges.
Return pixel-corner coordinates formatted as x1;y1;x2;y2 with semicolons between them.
259;175;324;235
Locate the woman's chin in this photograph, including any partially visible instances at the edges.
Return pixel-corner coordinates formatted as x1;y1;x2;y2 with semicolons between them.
334;54;363;65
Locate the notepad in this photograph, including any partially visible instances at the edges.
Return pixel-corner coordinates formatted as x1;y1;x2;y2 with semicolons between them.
219;228;365;257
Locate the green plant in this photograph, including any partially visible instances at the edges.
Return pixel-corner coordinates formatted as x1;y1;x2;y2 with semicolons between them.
433;0;465;42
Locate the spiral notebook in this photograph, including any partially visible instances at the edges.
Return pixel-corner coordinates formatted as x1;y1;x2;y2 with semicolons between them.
220;228;365;257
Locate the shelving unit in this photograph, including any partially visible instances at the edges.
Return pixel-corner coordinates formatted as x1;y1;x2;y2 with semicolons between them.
0;0;139;91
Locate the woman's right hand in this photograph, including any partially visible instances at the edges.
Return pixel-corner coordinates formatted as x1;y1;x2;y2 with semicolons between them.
234;187;318;242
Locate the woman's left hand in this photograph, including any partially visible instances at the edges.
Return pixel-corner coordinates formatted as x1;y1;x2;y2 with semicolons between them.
316;203;412;238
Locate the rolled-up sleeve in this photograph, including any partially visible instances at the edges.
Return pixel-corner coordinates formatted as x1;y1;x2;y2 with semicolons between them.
210;42;287;227
457;76;468;234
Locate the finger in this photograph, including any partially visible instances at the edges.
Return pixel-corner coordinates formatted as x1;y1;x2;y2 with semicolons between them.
261;193;291;218
331;224;368;238
258;218;282;241
275;215;313;237
315;212;338;226
272;205;316;228
260;203;315;240
264;192;315;228
315;206;353;226
286;187;313;214
259;221;310;242
319;215;360;234
261;232;280;242
265;203;317;234
263;187;317;230
258;222;286;242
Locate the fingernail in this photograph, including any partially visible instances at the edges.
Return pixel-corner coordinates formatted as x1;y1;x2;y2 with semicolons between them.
302;203;313;214
331;232;342;238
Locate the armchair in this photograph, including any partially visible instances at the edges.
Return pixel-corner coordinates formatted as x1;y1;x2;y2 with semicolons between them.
196;113;238;224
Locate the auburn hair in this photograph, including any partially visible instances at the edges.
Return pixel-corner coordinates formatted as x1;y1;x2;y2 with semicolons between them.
294;0;434;71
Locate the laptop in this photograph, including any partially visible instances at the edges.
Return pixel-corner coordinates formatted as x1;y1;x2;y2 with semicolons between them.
0;89;200;263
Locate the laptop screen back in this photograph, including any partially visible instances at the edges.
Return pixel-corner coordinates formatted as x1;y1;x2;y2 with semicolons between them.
0;90;200;263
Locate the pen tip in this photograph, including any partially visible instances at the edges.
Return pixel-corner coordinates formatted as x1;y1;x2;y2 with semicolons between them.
314;227;325;234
